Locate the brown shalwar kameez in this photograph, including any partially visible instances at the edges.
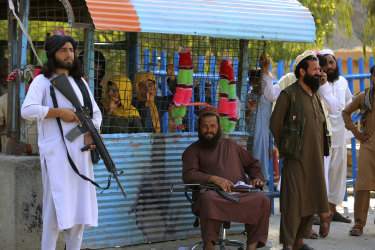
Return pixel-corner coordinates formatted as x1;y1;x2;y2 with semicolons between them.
270;84;329;245
182;138;271;247
342;90;375;227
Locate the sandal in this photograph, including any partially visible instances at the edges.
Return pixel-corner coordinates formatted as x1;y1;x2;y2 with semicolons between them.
349;225;363;236
309;229;318;239
332;212;352;223
299;244;316;250
319;213;332;238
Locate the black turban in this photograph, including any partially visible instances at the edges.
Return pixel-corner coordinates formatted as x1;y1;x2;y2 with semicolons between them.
45;35;77;59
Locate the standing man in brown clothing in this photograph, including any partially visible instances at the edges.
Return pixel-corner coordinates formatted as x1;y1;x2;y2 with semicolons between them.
182;106;271;250
270;51;330;250
343;65;375;236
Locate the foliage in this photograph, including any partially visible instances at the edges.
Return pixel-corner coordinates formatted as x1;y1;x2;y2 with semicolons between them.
362;0;375;56
267;0;353;72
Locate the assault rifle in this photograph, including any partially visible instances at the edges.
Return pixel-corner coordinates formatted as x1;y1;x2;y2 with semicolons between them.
50;73;127;198
170;184;241;203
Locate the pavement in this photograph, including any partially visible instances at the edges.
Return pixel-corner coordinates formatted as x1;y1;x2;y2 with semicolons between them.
89;191;375;250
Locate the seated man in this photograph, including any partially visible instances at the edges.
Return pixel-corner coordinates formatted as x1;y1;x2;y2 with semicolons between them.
182;107;271;250
131;72;173;132
101;76;143;134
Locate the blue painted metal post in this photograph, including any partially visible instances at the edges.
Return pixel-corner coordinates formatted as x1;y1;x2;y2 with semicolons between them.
210;56;217;107
238;40;250;132
152;50;158;67
347;58;353;94
174;52;179;72
83;29;95;95
19;0;30;144
348;58;357;196
233;58;239;79
277;60;284;80
151;50;159;95
370;57;374;69
161;51;168;132
359;58;365;92
198;55;205;103
126;32;139;84
144;49;149;71
269;133;275;214
337;58;342;75
160;51;167;96
370;57;374;87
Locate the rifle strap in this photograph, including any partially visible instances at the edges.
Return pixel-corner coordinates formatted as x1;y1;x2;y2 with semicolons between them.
49;84;103;189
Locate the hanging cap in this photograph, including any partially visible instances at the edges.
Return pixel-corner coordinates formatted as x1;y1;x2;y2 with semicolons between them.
320;49;334;56
292;50;318;72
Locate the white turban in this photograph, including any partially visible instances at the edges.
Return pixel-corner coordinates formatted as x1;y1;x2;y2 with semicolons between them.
320;49;334;56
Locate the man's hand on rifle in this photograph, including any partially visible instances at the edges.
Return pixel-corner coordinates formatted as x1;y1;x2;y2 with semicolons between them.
60;108;82;126
208;176;234;193
84;133;96;151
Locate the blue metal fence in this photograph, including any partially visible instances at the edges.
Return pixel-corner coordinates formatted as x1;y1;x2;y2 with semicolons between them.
141;49;375;197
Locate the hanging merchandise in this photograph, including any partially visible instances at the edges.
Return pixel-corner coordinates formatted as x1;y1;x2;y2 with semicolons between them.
171;48;194;130
218;59;237;138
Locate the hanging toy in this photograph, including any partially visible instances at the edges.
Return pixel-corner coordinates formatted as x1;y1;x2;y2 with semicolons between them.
218;59;237;138
226;63;238;134
171;47;194;130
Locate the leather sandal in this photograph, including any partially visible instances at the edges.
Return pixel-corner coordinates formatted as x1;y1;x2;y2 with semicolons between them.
309;229;318;239
319;213;332;238
349;225;363;236
332;212;352;223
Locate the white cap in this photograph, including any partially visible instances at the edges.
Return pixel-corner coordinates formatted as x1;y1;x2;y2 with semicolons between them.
292;50;318;72
320;49;334;56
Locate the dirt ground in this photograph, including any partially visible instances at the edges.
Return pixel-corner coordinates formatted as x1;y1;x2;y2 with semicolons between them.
98;194;375;250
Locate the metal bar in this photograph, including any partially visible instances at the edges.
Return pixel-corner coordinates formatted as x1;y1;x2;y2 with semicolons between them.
144;49;149;71
277;60;284;80
59;0;75;27
18;0;30;145
337;58;342;75
126;32;139;83
7;10;16;142
237;39;249;132
83;28;95;95
359;58;365;92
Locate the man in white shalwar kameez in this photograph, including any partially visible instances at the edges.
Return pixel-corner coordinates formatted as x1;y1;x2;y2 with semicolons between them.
21;35;101;250
320;49;353;223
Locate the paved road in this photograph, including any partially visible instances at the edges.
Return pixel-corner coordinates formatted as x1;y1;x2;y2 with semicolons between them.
89;195;375;250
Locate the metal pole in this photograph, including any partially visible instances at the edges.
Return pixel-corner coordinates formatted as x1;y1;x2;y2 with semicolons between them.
237;39;249;132
83;28;95;95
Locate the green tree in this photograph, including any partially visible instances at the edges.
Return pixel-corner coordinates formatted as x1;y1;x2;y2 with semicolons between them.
268;0;353;72
362;0;375;56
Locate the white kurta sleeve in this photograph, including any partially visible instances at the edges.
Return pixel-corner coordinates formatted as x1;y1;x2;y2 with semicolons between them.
345;85;353;106
21;76;50;121
318;82;339;114
262;72;280;102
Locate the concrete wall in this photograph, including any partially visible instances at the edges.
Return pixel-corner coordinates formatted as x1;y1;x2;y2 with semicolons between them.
0;154;64;250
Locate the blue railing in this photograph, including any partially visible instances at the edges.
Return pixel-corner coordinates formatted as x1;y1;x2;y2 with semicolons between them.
141;49;374;200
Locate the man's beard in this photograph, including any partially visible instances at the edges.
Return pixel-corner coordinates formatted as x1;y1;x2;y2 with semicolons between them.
54;57;74;70
327;66;340;83
303;73;320;93
198;127;221;149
